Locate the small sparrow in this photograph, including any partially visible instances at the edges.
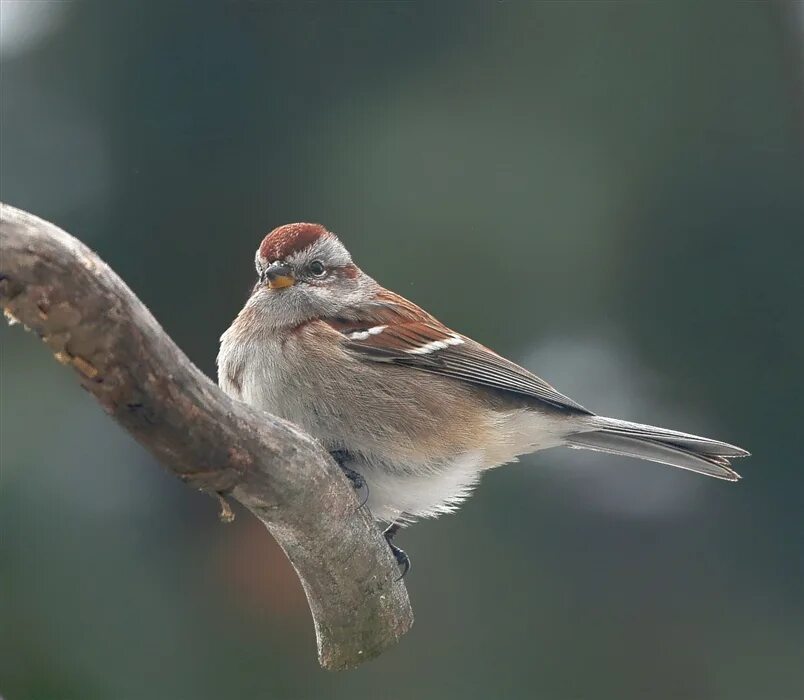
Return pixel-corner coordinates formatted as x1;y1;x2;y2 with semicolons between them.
218;223;749;573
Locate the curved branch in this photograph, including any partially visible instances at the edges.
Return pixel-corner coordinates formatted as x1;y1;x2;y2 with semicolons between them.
0;203;413;670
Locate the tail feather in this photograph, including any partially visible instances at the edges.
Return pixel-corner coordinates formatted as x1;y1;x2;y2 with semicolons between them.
565;417;749;481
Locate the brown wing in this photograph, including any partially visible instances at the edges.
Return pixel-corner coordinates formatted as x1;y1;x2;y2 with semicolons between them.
326;291;591;414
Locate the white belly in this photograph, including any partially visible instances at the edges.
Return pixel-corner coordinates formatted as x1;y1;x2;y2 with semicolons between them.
353;450;487;523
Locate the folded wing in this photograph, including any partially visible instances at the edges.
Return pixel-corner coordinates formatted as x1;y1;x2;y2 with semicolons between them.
326;291;591;414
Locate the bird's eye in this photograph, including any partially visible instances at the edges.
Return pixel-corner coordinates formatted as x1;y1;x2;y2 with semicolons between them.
309;260;326;277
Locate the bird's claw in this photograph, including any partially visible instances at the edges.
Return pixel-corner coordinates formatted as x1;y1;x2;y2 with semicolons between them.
342;466;370;508
384;522;410;580
330;450;370;509
387;541;411;580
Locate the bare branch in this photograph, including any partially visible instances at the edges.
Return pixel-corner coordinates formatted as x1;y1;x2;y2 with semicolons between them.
0;203;413;670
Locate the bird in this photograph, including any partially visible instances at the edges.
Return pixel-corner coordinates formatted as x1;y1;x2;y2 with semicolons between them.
217;223;749;574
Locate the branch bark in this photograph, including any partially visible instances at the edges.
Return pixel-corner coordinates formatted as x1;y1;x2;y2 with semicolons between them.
0;203;413;670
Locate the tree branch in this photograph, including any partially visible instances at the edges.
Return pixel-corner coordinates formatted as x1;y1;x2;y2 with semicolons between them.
0;203;413;670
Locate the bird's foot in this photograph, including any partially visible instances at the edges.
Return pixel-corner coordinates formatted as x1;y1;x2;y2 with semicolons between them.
330;450;369;508
384;523;411;580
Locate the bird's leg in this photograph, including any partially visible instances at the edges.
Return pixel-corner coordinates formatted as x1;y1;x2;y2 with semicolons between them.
329;449;369;508
383;522;411;579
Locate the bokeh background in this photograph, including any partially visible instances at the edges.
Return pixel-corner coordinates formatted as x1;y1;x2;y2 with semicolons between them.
2;2;803;699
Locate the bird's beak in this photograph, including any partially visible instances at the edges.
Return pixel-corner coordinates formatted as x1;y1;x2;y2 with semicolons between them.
265;262;295;289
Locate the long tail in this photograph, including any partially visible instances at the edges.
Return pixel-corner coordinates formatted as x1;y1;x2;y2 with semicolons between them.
565;416;749;481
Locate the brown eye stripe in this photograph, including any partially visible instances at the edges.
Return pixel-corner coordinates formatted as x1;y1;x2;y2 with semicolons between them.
339;263;359;279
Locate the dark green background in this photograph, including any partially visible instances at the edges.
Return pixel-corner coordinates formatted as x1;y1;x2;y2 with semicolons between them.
2;2;802;699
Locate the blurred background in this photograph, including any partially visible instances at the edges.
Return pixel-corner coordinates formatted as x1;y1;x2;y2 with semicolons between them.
1;2;803;699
